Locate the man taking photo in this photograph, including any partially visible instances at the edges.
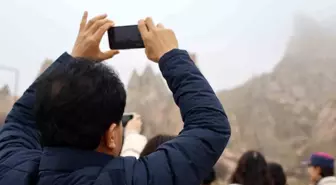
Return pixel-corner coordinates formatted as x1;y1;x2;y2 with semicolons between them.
0;12;231;185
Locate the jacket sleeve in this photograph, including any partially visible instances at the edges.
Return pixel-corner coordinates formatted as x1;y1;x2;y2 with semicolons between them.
132;49;231;185
0;53;74;160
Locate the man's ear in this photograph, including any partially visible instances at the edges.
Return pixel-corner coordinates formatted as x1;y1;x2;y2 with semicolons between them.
105;123;118;150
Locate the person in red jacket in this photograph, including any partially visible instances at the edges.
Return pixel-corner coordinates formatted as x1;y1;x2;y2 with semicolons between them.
0;12;230;185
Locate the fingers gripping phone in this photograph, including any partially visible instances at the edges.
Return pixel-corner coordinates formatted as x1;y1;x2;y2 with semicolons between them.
108;25;145;50
121;113;134;127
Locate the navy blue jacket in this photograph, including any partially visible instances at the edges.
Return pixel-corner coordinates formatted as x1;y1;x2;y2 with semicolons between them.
0;49;230;185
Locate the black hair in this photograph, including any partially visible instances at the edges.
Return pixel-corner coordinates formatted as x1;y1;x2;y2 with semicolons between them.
268;162;287;185
319;166;334;178
140;134;176;157
230;150;272;185
35;58;126;150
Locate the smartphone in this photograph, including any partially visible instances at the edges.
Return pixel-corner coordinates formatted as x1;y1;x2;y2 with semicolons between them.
108;25;145;50
121;113;134;127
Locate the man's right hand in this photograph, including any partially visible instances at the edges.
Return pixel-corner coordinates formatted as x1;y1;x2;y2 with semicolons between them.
71;11;119;61
138;17;178;62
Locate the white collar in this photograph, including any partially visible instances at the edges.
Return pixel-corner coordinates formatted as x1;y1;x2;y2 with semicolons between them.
318;176;336;185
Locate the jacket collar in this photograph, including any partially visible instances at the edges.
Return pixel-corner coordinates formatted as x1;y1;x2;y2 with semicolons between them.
39;147;113;171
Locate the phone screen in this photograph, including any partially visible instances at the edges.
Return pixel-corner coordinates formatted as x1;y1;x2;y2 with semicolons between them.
108;25;145;50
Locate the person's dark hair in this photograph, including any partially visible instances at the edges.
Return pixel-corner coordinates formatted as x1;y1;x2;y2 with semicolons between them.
230;150;272;185
319;166;334;177
35;58;126;150
268;162;287;185
140;134;176;157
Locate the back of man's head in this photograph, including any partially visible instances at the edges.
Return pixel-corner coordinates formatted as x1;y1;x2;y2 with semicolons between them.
35;58;126;151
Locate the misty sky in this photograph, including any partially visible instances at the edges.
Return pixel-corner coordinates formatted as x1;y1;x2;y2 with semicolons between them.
0;0;336;95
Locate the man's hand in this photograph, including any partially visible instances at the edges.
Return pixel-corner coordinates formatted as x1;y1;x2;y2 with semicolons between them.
138;17;178;62
71;11;119;61
125;114;143;134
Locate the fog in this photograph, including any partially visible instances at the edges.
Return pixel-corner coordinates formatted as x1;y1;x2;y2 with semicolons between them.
0;0;336;95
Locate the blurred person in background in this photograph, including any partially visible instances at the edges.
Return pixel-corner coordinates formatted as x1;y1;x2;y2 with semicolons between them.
121;113;147;158
268;162;287;185
140;134;217;185
140;134;176;157
0;11;230;185
229;151;272;185
306;152;336;185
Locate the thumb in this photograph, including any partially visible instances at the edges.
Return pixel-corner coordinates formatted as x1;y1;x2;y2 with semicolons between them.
100;50;120;60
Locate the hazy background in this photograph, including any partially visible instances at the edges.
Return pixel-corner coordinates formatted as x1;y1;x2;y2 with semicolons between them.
3;1;336;184
0;0;335;95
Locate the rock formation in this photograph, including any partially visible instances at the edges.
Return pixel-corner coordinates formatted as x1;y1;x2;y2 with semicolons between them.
125;66;180;138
